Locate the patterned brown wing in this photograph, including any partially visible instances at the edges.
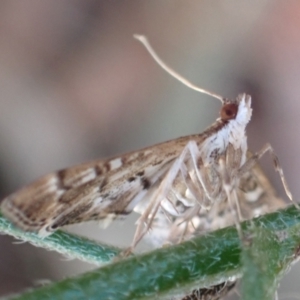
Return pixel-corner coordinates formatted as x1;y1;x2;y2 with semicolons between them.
0;133;209;236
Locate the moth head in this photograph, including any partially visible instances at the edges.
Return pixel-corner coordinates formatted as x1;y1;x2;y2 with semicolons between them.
220;94;252;126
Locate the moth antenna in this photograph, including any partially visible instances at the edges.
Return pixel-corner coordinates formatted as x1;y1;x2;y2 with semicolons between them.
134;34;224;103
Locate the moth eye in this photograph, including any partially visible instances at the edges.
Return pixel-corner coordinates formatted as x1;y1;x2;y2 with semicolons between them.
220;103;238;121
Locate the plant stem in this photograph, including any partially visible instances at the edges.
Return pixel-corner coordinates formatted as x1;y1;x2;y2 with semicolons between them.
6;205;300;300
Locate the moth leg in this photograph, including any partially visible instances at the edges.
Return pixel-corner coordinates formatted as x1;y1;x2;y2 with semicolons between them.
129;141;199;251
173;205;201;243
184;141;218;203
238;143;295;206
161;143;221;243
130;140;220;249
165;142;223;242
219;156;243;236
167;142;223;242
172;141;221;210
177;163;211;210
170;165;206;242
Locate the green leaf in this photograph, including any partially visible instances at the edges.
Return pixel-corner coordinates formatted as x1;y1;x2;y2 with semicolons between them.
0;212;121;265
4;206;300;300
241;227;280;300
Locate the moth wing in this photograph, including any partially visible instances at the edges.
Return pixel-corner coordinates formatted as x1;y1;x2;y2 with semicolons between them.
1;133;209;236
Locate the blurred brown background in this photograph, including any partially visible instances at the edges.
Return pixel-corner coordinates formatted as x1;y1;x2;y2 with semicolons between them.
0;1;300;298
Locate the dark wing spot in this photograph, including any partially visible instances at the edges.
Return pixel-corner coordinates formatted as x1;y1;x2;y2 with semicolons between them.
152;160;163;166
104;162;111;172
94;165;103;176
128;176;136;182
50;223;59;230
51;203;93;229
136;171;144;177
209;149;220;159
141;178;151;190
99;178;108;189
56;170;67;189
114;209;131;216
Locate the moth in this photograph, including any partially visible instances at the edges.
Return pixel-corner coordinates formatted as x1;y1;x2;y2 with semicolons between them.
1;35;292;300
0;35;292;254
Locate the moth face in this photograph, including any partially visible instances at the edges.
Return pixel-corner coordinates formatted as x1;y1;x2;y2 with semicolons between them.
220;94;252;125
235;93;252;127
